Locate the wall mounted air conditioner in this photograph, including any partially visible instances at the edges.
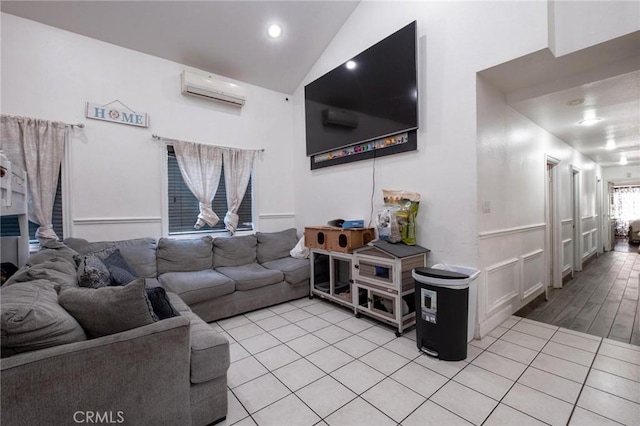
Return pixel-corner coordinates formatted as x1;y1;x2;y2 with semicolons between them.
181;70;246;107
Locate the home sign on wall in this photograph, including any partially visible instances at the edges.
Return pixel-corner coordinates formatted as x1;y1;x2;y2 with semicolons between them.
85;101;149;127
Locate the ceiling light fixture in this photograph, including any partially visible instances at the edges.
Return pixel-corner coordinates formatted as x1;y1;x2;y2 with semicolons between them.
567;98;585;106
578;117;602;126
605;139;616;150
267;24;283;39
620;155;628;165
346;60;357;70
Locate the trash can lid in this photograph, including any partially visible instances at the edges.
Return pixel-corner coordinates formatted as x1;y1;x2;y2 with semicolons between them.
414;267;470;280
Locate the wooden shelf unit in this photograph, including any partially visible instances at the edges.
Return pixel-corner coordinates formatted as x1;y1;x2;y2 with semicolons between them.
309;244;428;336
309;248;355;311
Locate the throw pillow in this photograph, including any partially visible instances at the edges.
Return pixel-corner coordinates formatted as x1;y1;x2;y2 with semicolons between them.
1;280;87;354
75;254;111;288
58;278;157;338
102;248;138;286
145;286;180;320
74;246;117;288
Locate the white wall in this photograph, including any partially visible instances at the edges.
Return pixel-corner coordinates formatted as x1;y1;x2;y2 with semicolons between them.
603;165;640;185
292;1;548;268
477;76;602;335
549;0;640;57
0;13;296;242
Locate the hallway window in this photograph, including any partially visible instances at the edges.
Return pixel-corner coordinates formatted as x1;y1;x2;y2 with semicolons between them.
611;185;640;237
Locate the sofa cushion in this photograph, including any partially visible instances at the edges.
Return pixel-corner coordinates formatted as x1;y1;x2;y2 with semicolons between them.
65;238;158;278
216;263;284;291
167;292;191;313
181;311;230;384
261;257;310;285
213;235;257;267
1;280;87;355
256;228;298;264
59;278;157;338
25;240;79;267
3;258;78;290
157;236;214;274
159;270;235;305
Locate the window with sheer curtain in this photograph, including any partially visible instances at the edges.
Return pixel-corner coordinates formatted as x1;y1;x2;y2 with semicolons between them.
0;170;63;241
166;145;253;234
611;186;640;237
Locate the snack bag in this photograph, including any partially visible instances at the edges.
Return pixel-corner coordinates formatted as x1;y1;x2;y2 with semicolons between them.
382;189;420;245
376;205;402;243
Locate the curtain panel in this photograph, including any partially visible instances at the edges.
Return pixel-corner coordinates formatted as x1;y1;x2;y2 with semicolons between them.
0;115;67;244
222;148;259;235
172;140;224;229
612;186;640;237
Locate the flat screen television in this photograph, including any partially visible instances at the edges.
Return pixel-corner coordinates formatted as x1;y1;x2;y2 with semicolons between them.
304;21;418;167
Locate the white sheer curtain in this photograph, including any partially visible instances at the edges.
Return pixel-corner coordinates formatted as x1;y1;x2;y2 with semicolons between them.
222;148;259;235
173;140;223;229
0;115;66;244
612;186;640;236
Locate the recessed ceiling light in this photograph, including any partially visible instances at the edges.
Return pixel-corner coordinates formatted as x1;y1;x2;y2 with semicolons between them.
267;24;282;39
578;117;602;125
605;139;616;150
620;155;628;165
567;98;585;106
346;60;357;70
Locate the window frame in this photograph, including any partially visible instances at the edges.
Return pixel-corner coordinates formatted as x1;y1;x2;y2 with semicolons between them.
162;143;255;237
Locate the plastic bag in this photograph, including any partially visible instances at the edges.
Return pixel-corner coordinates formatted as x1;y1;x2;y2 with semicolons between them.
376;205;402;243
290;237;310;259
382;189;421;245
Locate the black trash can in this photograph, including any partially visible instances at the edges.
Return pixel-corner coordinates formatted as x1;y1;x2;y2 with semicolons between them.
413;267;471;361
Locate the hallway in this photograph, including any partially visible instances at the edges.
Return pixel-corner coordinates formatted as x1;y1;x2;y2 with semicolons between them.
520;244;640;346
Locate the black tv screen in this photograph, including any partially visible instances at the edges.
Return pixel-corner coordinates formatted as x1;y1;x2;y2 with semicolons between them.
305;21;418;158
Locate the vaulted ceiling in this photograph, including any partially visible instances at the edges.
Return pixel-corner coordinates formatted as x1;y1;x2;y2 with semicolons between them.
3;1;639;168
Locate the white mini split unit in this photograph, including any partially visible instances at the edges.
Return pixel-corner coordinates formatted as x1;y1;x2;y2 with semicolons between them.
181;70;246;107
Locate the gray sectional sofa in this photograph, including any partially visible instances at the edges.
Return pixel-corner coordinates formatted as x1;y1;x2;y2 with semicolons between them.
1;228;310;426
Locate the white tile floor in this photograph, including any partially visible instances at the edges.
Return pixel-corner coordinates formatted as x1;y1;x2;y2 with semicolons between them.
214;297;640;426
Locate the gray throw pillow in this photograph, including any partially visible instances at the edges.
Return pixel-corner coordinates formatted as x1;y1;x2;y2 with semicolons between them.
1;280;87;354
74;246;117;288
256;228;298;263
102;249;138;286
58;278;157;338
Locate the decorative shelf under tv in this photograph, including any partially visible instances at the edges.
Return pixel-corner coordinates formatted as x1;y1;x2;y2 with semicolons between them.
309;241;429;336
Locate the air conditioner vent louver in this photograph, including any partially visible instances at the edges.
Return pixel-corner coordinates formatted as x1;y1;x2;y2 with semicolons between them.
181;70;246;107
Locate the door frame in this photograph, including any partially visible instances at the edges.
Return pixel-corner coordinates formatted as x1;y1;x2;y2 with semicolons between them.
572;166;582;273
545;155;562;293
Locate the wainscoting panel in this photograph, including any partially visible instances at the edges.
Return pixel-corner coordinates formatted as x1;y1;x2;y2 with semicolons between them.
521;249;544;300
477;223;547;338
485;257;519;316
561;218;574;277
562;238;573;276
257;213;295;232
72;217;163;241
582;227;597;260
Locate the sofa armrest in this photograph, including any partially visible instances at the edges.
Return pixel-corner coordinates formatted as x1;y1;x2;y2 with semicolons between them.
1;316;192;426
